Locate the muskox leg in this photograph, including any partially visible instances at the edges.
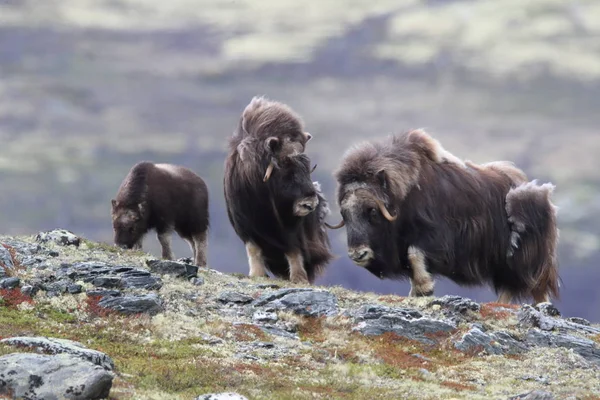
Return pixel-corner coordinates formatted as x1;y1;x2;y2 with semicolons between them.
497;290;513;304
185;238;197;262
531;290;550;305
132;238;143;251
192;230;208;267
407;246;434;297
245;242;268;278
157;231;175;260
286;250;309;284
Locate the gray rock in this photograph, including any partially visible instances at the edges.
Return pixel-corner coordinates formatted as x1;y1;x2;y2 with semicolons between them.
195;393;249;400
0;246;13;276
259;325;299;340
58;262;162;291
217;291;254;305
1;336;114;371
35;229;81;247
253;310;278;323
42;279;73;295
509;390;555;400
120;269;162;290
87;289;121;298
526;329;600;366
146;259;198;278
67;284;83;294
1;239;45;257
98;293;162;315
0;353;113;400
567;317;591;326
536;302;561;317
190;277;205;286
0;277;20;289
351;304;456;344
21;285;39;297
455;326;527;355
519;305;600;335
429;295;481;314
253;288;338;317
92;276;122;289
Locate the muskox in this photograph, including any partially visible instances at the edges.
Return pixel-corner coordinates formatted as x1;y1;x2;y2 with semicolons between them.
327;129;560;304
223;96;334;284
111;161;209;267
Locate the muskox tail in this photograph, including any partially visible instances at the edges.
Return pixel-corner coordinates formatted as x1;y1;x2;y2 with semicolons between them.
505;180;560;302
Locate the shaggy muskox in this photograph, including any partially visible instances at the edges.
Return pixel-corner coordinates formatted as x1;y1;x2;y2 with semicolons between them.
223;96;334;284
327;129;560;304
111;161;210;267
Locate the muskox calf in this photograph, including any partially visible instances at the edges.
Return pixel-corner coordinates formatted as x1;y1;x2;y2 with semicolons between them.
111;162;209;267
328;129;560;304
224;96;334;284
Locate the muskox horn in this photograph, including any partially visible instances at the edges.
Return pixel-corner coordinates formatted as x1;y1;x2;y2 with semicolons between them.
311;164;317;173
325;220;345;229
263;161;275;182
375;198;397;222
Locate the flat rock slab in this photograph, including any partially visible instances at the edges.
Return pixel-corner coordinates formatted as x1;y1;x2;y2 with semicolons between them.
196;393;249;400
146;259;198;278
509;390;555;400
57;262;162;291
519;304;600;335
1;336;114;371
0;277;20;289
218;291;254;305
429;295;481;314
454;326;528;355
0;246;13;276
351;304;457;344
0;353;113;400
98;292;162;315
253;288;338;317
526;328;600;366
35;229;81;247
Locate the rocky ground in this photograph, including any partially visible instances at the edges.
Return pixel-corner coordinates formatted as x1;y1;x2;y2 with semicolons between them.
1;229;599;400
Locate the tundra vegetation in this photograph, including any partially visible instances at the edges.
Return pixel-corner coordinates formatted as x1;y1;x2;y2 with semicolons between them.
1;230;599;399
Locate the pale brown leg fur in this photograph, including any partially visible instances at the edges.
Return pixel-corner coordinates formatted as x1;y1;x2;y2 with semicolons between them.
246;242;267;278
407;246;434;297
286;250;309;284
497;290;513;304
157;232;175;260
193;231;207;267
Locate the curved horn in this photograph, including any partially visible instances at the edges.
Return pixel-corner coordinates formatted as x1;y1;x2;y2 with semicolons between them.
375;198;397;222
311;164;317;173
325;220;345;229
263;161;275;182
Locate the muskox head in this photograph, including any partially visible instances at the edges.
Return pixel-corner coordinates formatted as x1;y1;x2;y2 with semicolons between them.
267;153;320;217
110;200;147;249
327;170;398;269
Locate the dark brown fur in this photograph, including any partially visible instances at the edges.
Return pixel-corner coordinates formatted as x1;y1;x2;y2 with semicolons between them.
223;96;334;284
331;129;560;304
111;161;209;266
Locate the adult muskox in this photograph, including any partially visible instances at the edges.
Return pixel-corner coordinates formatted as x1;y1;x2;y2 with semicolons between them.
111;162;209;267
327;129;560;304
224;96;334;284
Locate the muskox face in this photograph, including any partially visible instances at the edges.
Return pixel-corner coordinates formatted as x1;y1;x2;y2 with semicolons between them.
269;153;319;217
328;173;398;269
110;200;146;249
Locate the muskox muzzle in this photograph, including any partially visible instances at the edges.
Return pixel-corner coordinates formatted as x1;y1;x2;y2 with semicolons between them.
348;246;374;266
294;195;319;217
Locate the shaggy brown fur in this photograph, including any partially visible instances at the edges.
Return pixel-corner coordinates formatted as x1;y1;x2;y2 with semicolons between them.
223;96;334;284
329;129;560;304
111;162;209;267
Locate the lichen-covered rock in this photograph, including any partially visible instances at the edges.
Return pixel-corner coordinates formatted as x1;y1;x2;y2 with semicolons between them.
195;393;249;400
253;288;338;317
146;259;198;278
217;291;254;305
429;295;481;314
57;262;162;291
0;353;113;400
519;304;600;335
98;292;162;315
0;246;13;276
351;304;457;344
509;390;555;400
525;329;600;366
35;229;81;247
1;336;115;371
0;277;20;289
454;326;527;355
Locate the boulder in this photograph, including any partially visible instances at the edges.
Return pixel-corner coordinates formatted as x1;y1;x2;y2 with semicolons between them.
253;288;338;317
35;229;81;247
0;353;113;400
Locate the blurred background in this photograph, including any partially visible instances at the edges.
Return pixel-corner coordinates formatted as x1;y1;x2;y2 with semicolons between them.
1;0;599;320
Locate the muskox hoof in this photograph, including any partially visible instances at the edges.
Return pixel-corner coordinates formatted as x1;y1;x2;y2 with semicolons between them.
409;288;434;298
